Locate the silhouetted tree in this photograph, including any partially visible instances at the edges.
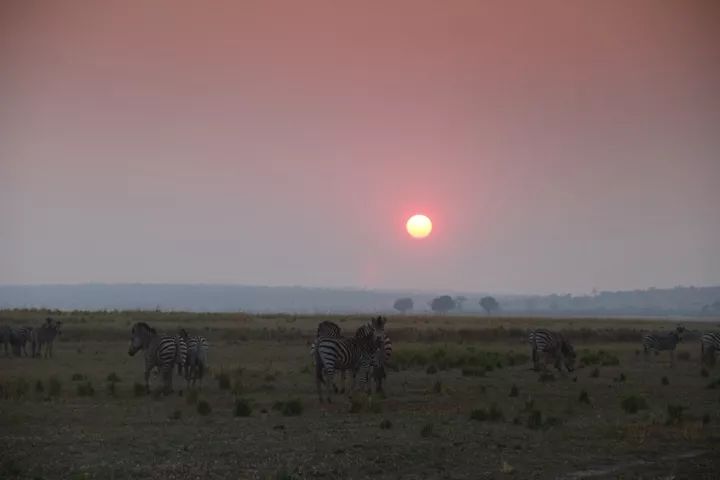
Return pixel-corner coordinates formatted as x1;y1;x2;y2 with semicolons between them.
454;296;467;311
431;295;456;314
479;296;499;315
393;297;414;314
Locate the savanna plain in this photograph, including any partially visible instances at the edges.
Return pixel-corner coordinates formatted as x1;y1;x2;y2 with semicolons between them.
1;311;719;479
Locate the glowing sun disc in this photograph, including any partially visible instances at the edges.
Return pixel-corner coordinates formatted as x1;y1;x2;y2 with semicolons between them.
406;214;432;239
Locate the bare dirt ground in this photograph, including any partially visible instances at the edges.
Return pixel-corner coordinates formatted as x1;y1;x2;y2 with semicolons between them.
1;312;719;479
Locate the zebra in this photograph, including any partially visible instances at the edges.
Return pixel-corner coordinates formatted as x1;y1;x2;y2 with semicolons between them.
174;334;188;377
529;329;576;372
31;319;62;358
314;333;381;403
178;328;209;388
128;322;178;394
701;332;720;365
355;317;392;393
12;327;34;356
0;325;12;356
642;326;684;366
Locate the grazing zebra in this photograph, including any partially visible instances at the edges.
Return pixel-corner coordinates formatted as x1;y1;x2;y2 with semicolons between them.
315;333;380;403
179;328;209;388
31;319;62;358
355;317;392;393
529;329;576;372
128;322;178;394
642;326;683;366
12;327;34;356
701;332;720;365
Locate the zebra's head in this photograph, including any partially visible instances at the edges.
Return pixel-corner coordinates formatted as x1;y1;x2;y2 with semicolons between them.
178;328;188;340
371;316;387;340
128;322;155;356
561;340;576;372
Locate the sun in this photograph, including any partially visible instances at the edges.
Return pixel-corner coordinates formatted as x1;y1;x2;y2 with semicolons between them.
406;214;432;239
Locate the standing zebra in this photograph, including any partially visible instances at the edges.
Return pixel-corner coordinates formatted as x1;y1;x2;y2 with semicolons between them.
31;319;62;358
642;326;683;366
529;329;576;372
178;328;209;388
12;327;34;357
128;322;178;394
355;317;392;393
174;334;188;377
0;326;12;357
315;333;380;403
310;321;345;390
701;332;720;365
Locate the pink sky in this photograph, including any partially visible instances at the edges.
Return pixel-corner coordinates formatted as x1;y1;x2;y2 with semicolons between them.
1;0;719;293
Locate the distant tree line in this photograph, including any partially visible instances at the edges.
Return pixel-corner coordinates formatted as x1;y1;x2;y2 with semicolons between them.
393;295;501;315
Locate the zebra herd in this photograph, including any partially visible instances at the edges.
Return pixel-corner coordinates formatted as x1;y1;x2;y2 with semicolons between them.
312;316;393;403
0;318;63;358
127;322;210;394
530;325;720;372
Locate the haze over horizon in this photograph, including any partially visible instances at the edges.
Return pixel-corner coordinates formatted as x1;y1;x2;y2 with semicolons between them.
2;1;719;295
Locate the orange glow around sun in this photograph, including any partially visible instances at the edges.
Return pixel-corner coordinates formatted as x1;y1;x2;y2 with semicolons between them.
406;214;432;239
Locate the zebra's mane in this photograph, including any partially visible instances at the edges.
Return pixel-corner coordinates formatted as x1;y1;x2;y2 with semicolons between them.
134;322;157;335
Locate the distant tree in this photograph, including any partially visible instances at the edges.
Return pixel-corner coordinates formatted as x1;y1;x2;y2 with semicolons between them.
454;296;467;311
393;297;414;314
431;295;456;314
479;296;499;315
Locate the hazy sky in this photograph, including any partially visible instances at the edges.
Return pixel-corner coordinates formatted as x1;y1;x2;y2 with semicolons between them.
2;0;719;294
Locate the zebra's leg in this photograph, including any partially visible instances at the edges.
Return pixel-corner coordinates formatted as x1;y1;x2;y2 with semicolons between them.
323;367;335;403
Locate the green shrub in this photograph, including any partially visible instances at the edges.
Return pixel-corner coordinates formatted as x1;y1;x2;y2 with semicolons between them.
234;398;252;417
48;376;62;397
133;382;146;397
527;410;543;429
380;419;392;429
665;405;686;425
197;400;212;415
470;403;503;422
76;382;95;397
509;384;519;397
273;399;303;416
621;395;648;414
420;423;434;437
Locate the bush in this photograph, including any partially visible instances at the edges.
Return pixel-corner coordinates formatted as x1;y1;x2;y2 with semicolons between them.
380;419;392;429
578;390;590;404
217;372;231;390
273;399;303;416
76;382;95;397
197;400;212;415
133;382;146;397
621;395;648;414
590;368;600;378
665;404;686;425
106;372;121;383
661;376;669;386
509;384;519;397
470;403;503;422
426;365;438;375
234;398;252;417
420;423;434;437
48;377;62;397
539;372;555;382
527;410;543;430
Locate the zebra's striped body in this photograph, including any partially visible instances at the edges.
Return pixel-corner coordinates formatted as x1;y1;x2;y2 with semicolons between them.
175;335;188;376
701;332;720;365
128;322;178;394
179;329;209;388
13;327;33;356
642;327;683;365
315;334;380;403
31;319;62;358
529;329;576;372
355;319;392;393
